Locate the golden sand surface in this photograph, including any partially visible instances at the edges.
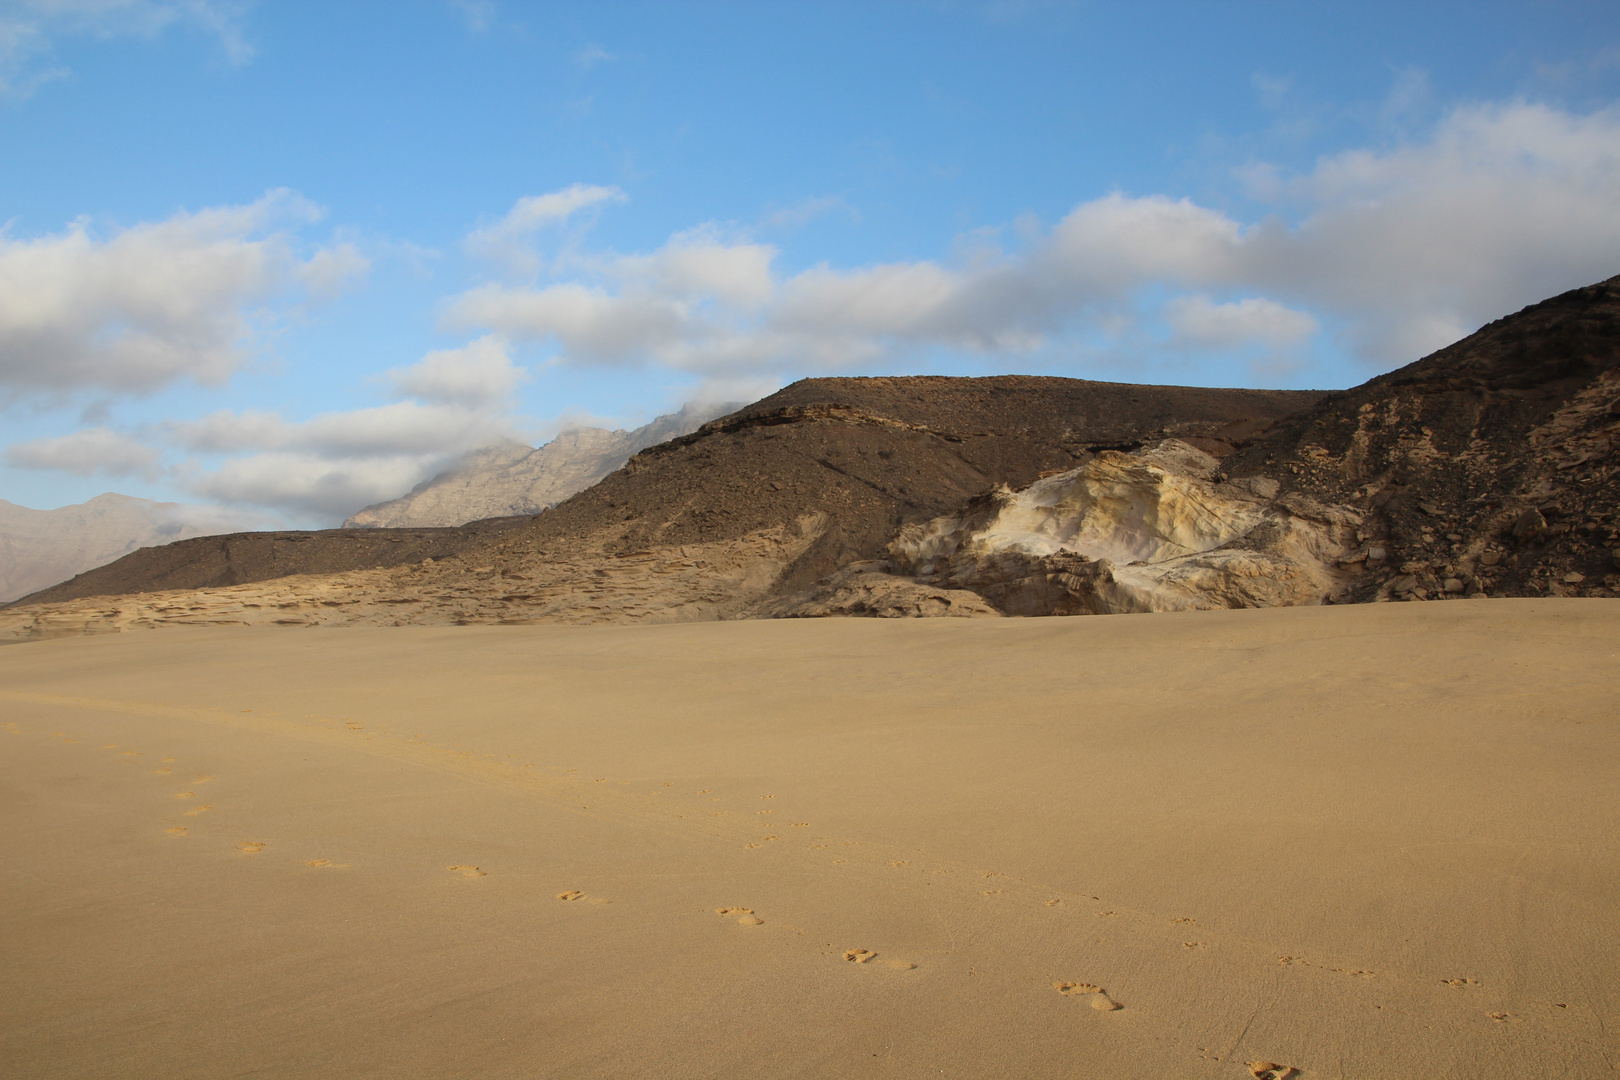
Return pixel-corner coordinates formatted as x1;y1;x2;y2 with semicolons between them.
1;600;1617;1079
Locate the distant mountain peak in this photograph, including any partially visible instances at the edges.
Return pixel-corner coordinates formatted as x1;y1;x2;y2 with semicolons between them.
342;403;739;528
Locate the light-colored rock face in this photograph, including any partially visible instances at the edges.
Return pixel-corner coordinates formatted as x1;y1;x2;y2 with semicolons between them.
0;495;263;603
890;440;1362;616
344;404;733;529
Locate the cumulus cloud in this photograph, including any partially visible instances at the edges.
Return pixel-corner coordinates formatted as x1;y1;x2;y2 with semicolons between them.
160;344;526;520
167;400;506;458
444;100;1620;384
1164;296;1318;351
464;184;626;274
385;336;526;409
5;426;160;476
0;0;252;98
0;189;363;403
185;451;440;520
296;241;371;300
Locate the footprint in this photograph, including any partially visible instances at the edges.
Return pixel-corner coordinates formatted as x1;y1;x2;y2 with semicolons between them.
1045;899;1064;907
193;776;213;783
237;841;265;853
1182;942;1210;951
760;795;776;800
1441;978;1479;988
843;949;876;963
305;860;333;867
1173;916;1197;924
1054;982;1121;1011
121;750;142;757
1054;982;1101;995
165;827;188;836
1247;1064;1297;1080
1489;1013;1510;1022
743;843;763;849
448;865;487;878
891;861;909;867
757;810;774;815
790;822;809;827
556;890;584;900
715;907;754;916
182;805;213;816
162;757;177;763
153;767;172;774
737;915;764;926
176;791;197;799
345;722;363;730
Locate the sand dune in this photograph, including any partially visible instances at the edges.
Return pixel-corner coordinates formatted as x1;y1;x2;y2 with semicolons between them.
2;600;1617;1078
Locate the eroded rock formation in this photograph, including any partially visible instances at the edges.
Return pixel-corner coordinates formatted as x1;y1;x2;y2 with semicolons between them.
882;440;1361;615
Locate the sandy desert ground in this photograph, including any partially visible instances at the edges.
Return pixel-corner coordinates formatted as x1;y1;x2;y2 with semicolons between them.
2;600;1617;1079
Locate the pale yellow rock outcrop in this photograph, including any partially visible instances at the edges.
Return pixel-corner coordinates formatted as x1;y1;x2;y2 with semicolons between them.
889;440;1363;615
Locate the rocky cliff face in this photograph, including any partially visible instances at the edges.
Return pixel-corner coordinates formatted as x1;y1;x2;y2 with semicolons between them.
1221;274;1620;603
342;404;731;528
883;440;1361;615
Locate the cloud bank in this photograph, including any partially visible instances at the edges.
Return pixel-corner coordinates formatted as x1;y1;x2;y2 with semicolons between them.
448;102;1620;386
0;189;368;403
9;100;1620;526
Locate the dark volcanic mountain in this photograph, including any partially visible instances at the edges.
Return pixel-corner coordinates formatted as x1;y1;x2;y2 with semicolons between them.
7;273;1618;637
8;377;1317;612
523;376;1322;595
1223;274;1620;601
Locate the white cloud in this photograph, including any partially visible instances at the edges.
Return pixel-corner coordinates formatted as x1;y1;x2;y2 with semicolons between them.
464;184;626;274
386;335;526;409
0;0;252;98
160;347;527;520
186;451;440;520
0;189;360;403
443;100;1620;385
1164;295;1318;351
296;241;370;300
5;426;159;476
447;283;685;363
168;400;506;458
612;227;777;308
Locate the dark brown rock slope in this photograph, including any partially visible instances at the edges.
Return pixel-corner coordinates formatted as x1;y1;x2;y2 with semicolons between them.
1222;274;1620;601
12;519;528;607
9;377;1319;607
447;376;1324;596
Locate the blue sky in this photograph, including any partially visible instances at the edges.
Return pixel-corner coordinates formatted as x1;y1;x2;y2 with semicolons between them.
4;0;1620;525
